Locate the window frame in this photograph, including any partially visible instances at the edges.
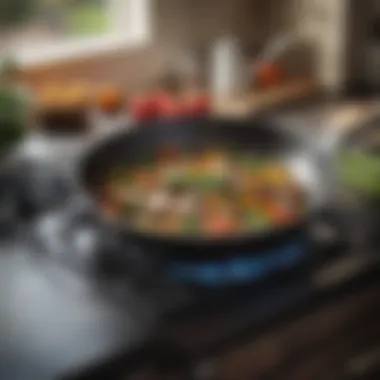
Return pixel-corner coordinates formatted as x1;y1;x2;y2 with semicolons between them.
9;0;152;69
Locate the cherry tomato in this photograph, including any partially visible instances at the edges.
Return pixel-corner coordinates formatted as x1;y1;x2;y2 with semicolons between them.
154;92;181;118
203;211;238;236
264;202;296;225
181;92;211;116
256;63;283;89
130;95;158;122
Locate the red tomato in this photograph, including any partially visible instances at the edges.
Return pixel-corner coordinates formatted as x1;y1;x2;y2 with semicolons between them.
264;203;296;225
154;92;181;118
130;95;158;122
203;212;238;236
181;92;211;116
193;93;211;116
256;63;282;89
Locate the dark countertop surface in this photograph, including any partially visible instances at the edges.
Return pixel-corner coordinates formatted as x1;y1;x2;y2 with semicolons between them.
2;234;380;380
159;253;380;355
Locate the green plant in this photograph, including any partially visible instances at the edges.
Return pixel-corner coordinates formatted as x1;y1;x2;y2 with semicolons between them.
0;0;36;156
0;0;37;31
0;59;28;156
0;83;28;154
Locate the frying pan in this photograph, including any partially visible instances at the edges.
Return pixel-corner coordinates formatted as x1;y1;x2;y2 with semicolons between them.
77;117;330;262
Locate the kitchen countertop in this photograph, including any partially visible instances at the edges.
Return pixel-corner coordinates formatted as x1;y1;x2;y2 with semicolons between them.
2;236;380;380
213;78;322;117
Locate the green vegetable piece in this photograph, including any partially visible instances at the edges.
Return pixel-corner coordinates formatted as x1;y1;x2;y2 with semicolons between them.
109;170;132;184
166;173;190;192
0;84;27;153
244;212;271;231
182;214;200;235
238;154;266;170
196;175;227;192
123;203;139;218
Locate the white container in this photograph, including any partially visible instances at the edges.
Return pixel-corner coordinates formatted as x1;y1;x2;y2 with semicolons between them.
209;36;247;101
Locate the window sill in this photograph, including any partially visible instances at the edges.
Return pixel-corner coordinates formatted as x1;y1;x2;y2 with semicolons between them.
15;32;151;71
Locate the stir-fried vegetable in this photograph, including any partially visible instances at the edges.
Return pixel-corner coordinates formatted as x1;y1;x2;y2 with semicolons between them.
243;212;272;232
182;214;200;236
101;150;304;237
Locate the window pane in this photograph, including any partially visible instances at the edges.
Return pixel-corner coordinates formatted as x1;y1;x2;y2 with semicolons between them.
65;0;110;37
6;0;112;50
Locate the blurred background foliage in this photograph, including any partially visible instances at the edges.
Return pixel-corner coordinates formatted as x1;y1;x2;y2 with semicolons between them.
0;0;38;31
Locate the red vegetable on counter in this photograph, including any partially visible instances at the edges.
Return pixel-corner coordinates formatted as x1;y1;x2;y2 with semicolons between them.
181;91;211;117
256;63;283;89
131;90;211;122
130;95;158;122
153;92;182;118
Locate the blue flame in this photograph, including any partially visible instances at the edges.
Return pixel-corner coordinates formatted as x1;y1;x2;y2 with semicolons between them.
167;239;308;286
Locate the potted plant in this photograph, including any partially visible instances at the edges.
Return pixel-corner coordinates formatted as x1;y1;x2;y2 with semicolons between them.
0;0;37;157
0;60;30;156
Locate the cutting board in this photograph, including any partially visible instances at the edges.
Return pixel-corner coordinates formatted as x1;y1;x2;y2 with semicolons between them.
213;78;322;117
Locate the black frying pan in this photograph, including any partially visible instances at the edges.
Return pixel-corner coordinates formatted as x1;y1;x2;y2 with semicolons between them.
77;117;329;261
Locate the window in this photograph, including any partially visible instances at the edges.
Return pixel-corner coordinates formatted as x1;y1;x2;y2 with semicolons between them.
3;0;151;67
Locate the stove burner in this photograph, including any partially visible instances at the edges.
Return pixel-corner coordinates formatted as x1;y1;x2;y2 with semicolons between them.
167;238;308;287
